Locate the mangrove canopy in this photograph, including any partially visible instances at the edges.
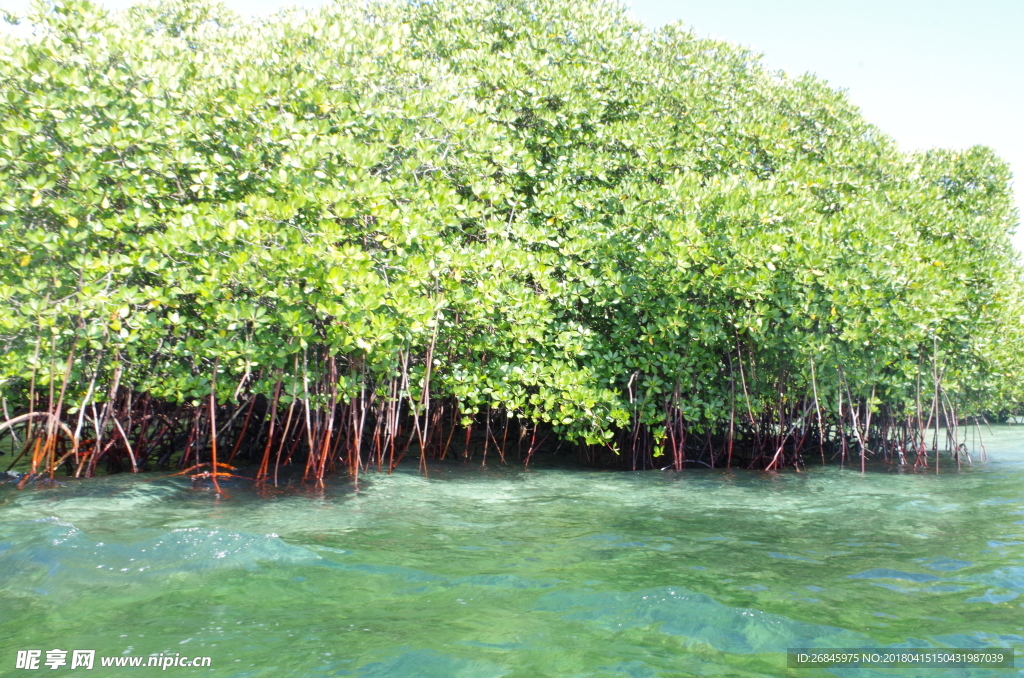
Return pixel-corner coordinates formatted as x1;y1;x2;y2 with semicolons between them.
1;0;1022;484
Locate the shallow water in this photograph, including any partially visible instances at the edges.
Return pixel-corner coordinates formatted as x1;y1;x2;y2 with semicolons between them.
2;429;1023;677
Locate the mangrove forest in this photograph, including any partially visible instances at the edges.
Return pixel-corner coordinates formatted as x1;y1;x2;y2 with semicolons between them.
2;0;1023;488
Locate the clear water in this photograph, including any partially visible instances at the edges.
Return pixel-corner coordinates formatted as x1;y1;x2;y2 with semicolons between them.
2;428;1023;677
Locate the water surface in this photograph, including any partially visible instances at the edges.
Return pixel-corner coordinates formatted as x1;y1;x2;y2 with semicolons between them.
2;429;1023;676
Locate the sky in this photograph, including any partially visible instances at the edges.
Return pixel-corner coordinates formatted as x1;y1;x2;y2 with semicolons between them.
626;0;1024;252
2;0;1022;250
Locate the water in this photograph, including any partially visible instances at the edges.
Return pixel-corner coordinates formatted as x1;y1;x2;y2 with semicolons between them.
2;429;1023;677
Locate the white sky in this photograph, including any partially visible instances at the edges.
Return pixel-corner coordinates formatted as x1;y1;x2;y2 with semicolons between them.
2;0;1021;251
627;0;1024;253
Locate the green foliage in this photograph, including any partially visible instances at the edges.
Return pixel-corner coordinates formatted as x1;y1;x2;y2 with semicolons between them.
1;0;1021;472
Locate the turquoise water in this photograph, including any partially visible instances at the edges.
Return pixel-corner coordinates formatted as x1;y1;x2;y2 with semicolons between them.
2;428;1023;677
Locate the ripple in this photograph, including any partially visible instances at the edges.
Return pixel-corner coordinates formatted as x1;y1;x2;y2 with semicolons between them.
848;569;939;583
920;558;973;572
533;586;866;654
347;649;508;678
965;590;1019;604
0;520;323;584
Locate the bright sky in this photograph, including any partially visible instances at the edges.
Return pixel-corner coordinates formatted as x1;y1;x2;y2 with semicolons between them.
627;0;1024;252
2;0;1021;250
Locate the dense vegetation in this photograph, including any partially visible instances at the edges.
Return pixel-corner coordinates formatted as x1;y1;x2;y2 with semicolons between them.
2;0;1022;487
